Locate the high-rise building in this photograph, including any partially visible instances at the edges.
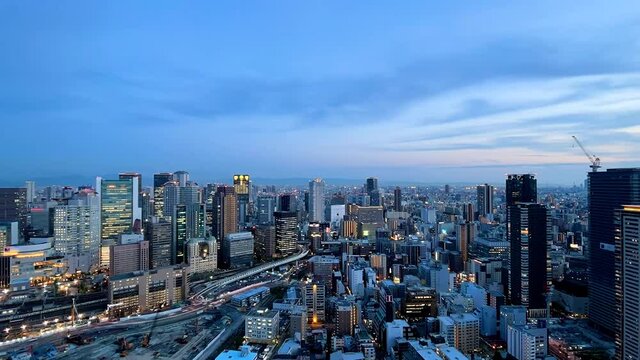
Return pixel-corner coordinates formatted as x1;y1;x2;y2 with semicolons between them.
222;232;254;269
456;222;475;264
233;175;251;225
173;170;189;187
109;235;149;276
254;225;276;261
25;181;36;204
393;187;402;212
303;282;326;323
53;200;100;269
119;172;143;205
336;300;358;336
257;195;276;225
615;205;640;359
278;194;297;213
309;179;325;223
172;204;188;264
507;203;551;310
98;177;141;268
153;172;173;219
274;211;297;257
0;188;28;238
505;174;537;206
476;184;494;218
589;168;640;335
147;219;172;269
213;186;238;245
402;286;438;322
365;177;381;206
186;236;217;274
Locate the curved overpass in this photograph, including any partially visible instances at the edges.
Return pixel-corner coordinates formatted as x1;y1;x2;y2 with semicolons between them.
192;249;308;300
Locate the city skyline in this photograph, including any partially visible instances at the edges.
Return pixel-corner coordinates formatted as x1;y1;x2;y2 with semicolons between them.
1;1;640;185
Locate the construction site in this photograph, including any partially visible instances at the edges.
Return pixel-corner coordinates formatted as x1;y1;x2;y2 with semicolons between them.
56;303;245;360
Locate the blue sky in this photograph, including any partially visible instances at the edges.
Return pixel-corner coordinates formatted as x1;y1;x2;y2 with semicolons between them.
1;1;640;186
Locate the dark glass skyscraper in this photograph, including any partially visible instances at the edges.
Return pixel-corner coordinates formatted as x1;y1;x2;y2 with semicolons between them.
476;184;494;218
393;187;402;212
153;172;173;219
0;188;27;238
507;203;551;310
589;168;640;335
506;174;537;206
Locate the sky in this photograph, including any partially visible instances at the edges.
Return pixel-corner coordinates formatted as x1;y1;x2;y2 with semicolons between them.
1;1;640;186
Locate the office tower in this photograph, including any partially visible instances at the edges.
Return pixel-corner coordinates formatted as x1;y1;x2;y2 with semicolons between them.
213;186;238;244
506;174;537;206
370;254;387;280
476;184;494;218
507;323;548;360
153;172;173;218
186;236;217;274
462;203;474;222
254;225;276;261
507;203;551;310
99;177;141;268
172;203;205;264
53;200;100;268
222;232;254;269
393;187;402;211
233;175;251;226
615;205;640;359
365;177;378;195
278;193;297;213
456;222;475;264
186;203;206;239
180;182;200;205
257;195;276;225
172;204;187;264
147;219;172;269
303;282;326;323
589;168;640;335
309;178;325;223
173;170;189;187
336;300;358;336
162;180;180;218
0;188;28;238
245;309;280;344
275;211;297;257
119;172;143;205
0;222;18;253
109;235;149;276
365;177;381;206
25;181;35;204
141;190;152;226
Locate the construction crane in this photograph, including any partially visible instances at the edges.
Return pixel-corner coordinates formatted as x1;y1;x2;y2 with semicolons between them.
572;136;601;172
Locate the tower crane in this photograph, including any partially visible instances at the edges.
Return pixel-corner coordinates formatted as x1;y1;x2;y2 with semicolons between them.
572;136;601;172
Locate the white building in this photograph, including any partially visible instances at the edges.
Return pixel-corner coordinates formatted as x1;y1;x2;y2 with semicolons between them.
507;324;548;360
245;308;280;344
309;178;326;223
385;319;410;355
215;346;257;360
186;236;217;274
53;199;100;271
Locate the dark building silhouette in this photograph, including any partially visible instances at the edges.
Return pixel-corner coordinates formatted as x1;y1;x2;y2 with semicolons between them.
0;188;27;238
506;174;537;206
589;168;640;335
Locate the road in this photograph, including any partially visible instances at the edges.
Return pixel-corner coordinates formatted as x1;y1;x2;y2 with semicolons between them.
0;248;308;356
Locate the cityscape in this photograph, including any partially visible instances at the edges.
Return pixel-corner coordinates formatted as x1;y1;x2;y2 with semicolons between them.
1;2;640;360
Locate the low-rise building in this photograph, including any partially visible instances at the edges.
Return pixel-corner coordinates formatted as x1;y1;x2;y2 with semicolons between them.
108;265;188;317
245;308;280;344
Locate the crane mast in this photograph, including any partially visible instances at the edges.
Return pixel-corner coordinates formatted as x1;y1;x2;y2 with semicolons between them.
572;136;601;172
